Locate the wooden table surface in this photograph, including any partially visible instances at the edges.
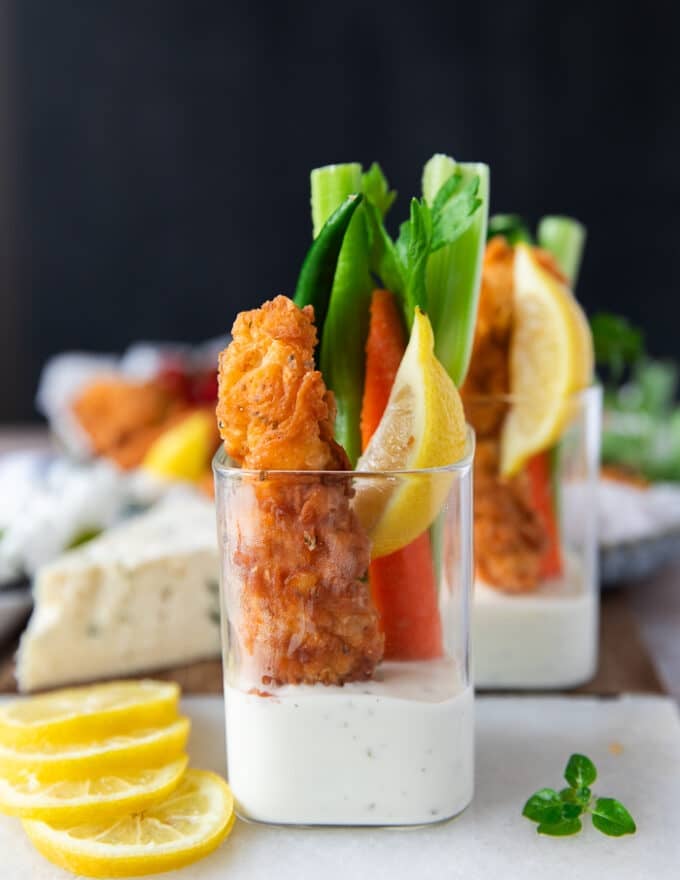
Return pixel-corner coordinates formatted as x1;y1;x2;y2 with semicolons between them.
0;425;672;697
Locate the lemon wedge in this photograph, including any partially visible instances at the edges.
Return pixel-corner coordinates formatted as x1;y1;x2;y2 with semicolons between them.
0;718;190;783
23;769;234;878
500;243;594;477
142;410;214;481
0;680;180;749
0;756;187;823
354;308;468;558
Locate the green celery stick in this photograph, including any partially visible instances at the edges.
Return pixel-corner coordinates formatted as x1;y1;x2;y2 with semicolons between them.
537;215;586;289
422;154;490;386
311;164;373;465
311;163;363;237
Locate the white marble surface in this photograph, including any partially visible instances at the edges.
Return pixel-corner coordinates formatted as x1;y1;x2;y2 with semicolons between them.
0;694;678;879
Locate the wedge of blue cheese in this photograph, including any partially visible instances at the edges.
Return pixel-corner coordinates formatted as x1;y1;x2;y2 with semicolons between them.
16;496;221;691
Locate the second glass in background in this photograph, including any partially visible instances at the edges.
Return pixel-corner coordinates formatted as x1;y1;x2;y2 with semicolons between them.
468;386;602;689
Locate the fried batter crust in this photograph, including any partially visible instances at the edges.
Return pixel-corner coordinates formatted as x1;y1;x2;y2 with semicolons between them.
218;295;383;685
461;236;514;437
217;296;347;471
473;440;546;593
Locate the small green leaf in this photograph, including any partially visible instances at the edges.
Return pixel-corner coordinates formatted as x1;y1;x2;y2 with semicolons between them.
431;176;481;252
395;216;410;269
575;786;592;805
362;162;396;217
561;802;583;820
400;198;434;319
431;169;463;215
591;798;636;837
564;754;597;789
537;818;583;836
522;788;562;824
590;313;644;383
67;527;103;549
561;785;592;806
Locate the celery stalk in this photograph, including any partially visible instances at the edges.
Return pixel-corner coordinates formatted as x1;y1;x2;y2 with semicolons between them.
311;163;363;237
537;215;586;289
422;155;490;386
311;164;373;465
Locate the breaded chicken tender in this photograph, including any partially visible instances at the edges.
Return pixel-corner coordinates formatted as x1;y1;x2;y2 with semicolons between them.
473;440;546;593
217;295;384;686
217;296;347;471
461;236;514;437
72;378;186;469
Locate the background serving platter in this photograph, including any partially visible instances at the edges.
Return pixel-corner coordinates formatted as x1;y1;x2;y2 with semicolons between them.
600;529;680;587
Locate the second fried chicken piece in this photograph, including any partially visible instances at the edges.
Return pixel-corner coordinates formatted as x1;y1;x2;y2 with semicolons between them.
463;238;569;592
218;295;384;685
461;236;514;437
72;378;186;469
473;439;546;593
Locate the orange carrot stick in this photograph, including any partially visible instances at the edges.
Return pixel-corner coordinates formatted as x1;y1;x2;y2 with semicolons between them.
526;450;563;579
361;290;443;659
360;290;407;447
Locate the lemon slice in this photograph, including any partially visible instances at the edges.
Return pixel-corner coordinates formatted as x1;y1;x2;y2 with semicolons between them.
0;756;187;823
23;769;235;878
142;410;214;481
0;718;190;783
0;680;180;749
500;243;594;477
354;308;468;558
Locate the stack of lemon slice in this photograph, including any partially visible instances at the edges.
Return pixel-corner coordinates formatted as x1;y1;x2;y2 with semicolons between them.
0;680;234;877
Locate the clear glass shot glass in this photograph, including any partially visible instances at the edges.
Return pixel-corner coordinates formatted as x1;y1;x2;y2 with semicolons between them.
213;432;474;827
466;386;602;689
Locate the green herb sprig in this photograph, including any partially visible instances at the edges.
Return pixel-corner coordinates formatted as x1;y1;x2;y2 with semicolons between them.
591;312;645;385
523;754;636;838
364;167;482;329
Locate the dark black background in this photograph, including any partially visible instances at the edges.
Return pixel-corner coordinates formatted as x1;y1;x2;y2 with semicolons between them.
2;0;679;420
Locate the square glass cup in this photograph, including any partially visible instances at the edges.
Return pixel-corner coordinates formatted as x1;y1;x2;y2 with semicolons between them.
213;430;475;827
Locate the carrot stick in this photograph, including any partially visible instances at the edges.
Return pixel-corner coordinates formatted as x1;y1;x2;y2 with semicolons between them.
361;289;443;659
526;450;563;579
360;289;407;447
368;537;442;660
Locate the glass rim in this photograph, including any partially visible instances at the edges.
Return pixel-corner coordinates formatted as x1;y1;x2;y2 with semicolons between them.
462;383;602;407
213;425;475;478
